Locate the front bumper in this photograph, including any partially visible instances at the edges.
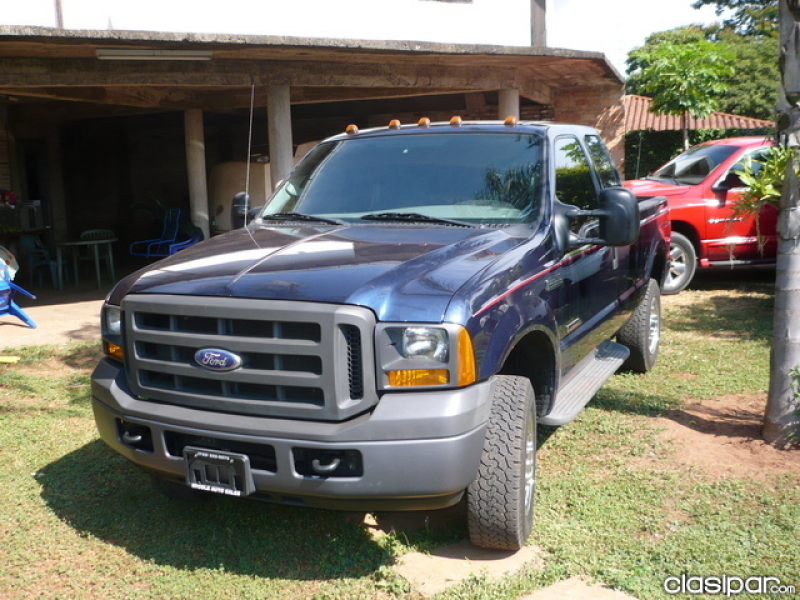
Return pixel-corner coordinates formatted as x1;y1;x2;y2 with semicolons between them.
91;358;494;511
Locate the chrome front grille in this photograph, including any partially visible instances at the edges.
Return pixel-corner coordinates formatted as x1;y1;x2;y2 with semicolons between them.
122;295;377;421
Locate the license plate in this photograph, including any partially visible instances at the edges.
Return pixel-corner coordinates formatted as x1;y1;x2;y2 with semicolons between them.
183;446;255;497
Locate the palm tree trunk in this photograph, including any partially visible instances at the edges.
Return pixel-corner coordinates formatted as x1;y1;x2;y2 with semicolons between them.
764;0;800;445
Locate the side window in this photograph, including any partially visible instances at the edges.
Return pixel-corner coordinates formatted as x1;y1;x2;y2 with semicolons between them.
554;137;599;236
585;135;621;188
732;146;773;177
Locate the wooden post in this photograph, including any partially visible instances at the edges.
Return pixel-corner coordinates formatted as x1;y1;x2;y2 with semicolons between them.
267;85;294;191
499;89;520;121
184;109;210;240
764;0;800;445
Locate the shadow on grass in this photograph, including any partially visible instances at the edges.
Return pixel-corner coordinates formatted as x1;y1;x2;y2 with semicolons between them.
39;441;399;580
688;266;775;292
591;388;679;418
667;293;773;342
587;388;772;446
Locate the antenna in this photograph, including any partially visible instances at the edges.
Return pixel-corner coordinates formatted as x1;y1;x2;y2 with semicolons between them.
243;81;260;248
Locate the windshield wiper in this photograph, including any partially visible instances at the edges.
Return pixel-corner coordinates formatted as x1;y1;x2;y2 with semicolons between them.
261;212;346;226
360;212;475;228
644;175;681;185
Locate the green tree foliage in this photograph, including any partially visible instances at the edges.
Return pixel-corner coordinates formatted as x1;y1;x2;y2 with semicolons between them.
629;40;735;148
627;24;778;121
717;28;779;119
735;145;797;215
626;26;709;95
691;0;778;36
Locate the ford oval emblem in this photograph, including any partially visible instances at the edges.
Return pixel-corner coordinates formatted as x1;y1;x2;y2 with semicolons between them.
194;348;243;372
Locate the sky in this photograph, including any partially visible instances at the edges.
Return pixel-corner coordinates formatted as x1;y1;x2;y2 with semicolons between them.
548;0;725;76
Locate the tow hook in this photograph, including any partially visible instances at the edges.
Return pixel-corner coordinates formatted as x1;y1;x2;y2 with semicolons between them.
311;457;341;474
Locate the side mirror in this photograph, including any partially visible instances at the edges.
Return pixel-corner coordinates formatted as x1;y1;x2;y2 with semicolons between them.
567;187;640;247
231;192;250;229
712;171;743;192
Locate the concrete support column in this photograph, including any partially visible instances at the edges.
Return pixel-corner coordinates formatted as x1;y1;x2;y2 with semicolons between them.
184;109;210;239
531;0;546;46
267;85;294;190
498;89;520;120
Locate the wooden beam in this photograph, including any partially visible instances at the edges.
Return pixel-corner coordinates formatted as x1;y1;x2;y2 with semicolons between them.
0;57;533;91
0;84;483;110
291;86;474;105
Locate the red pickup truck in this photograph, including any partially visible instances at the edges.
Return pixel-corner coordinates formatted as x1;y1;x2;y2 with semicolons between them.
625;137;776;294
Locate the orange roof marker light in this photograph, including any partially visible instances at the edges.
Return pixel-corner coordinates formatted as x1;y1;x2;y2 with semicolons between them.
504;116;518;127
449;116;462;127
418;117;431;128
388;119;401;130
345;124;359;135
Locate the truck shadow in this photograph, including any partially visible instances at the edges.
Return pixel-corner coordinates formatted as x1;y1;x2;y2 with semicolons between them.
38;440;398;580
664;291;773;344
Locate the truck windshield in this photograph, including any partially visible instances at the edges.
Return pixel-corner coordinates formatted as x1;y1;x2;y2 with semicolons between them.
649;144;739;186
261;132;544;227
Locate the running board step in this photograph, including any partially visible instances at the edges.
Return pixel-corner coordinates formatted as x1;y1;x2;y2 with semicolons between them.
540;340;629;426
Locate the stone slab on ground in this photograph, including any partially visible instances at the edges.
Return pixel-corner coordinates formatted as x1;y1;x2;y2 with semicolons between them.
520;577;639;600
396;541;543;597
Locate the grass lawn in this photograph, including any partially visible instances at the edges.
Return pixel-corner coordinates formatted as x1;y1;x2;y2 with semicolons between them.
1;272;798;600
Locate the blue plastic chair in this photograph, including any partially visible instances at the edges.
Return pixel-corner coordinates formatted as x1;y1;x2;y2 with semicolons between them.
18;234;61;288
130;208;182;258
0;276;36;328
168;230;203;255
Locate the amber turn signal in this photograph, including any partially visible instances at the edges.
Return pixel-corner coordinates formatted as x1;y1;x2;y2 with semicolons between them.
104;341;124;362
456;327;477;387
388;369;450;387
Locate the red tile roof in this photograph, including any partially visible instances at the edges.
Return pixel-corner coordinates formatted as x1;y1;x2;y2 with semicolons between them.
624;94;774;131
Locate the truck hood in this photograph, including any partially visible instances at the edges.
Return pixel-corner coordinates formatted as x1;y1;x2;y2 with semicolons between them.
111;223;525;322
624;179;691;198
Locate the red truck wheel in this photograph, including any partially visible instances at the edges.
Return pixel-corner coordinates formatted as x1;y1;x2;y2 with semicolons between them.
664;232;696;294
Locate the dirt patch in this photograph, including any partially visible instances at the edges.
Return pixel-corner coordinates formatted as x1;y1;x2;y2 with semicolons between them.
657;393;800;480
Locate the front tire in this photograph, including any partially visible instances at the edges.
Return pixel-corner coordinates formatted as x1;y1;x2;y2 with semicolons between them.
664;232;696;295
618;278;661;373
467;375;536;551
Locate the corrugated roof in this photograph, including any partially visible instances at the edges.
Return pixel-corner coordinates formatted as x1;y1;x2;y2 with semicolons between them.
624;94;773;131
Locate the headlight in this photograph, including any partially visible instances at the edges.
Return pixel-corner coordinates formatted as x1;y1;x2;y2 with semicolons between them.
376;323;476;390
102;304;124;362
105;305;122;335
402;327;449;362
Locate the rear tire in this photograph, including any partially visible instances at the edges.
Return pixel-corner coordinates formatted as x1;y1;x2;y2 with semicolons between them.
663;232;696;294
467;375;536;551
618;278;661;373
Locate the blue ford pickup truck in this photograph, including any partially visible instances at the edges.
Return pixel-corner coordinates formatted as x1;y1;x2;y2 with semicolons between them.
92;119;670;550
